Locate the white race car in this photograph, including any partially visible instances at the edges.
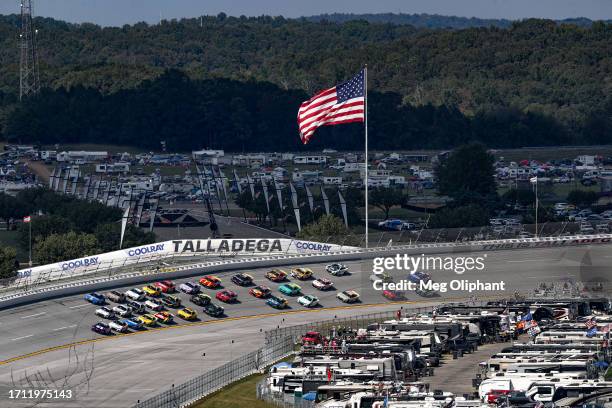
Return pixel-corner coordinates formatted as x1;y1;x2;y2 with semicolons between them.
326;263;348;276
126;288;146;301
145;299;163;311
337;290;360;303
112;304;132;317
95;306;115;319
108;320;128;333
312;277;334;291
297;295;319;308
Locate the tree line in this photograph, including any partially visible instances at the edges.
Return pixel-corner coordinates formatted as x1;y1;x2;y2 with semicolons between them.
4;70;611;151
0;15;611;143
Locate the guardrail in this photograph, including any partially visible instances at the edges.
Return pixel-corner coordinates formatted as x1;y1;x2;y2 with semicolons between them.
1;234;610;310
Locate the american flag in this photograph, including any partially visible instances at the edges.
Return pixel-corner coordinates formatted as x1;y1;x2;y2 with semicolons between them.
297;69;365;144
585;318;597;330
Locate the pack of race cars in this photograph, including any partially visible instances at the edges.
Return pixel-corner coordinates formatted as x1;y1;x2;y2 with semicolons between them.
86;263;359;335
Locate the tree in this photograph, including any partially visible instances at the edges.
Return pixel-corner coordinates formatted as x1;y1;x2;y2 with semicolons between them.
428;205;490;229
502;188;536;206
297;215;353;245
435;143;497;204
94;223;156;252
0;247;18;279
18;215;71;249
370;187;408;220
33;232;100;264
567;190;599;208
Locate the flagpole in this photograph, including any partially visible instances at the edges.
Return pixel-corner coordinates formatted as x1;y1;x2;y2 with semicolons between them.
364;65;369;248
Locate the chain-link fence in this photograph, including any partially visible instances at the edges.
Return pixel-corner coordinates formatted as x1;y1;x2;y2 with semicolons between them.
134;335;294;408
257;379;316;408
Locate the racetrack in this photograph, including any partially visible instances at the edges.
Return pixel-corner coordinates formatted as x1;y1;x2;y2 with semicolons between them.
0;244;606;407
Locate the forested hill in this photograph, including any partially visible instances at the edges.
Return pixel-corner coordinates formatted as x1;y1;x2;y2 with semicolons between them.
0;14;611;150
305;13;609;29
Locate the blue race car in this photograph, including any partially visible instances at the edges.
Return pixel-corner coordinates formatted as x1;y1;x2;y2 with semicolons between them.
84;292;105;305
120;318;143;330
267;295;288;309
408;271;436;297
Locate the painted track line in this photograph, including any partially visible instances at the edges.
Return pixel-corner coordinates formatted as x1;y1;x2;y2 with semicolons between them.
20;312;46;319
11;335;33;341
0;301;419;366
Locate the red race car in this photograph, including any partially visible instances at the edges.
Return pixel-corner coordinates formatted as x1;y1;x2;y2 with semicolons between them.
249;285;271;298
199;275;221;289
383;290;405;301
153;280;176;293
216;290;237;303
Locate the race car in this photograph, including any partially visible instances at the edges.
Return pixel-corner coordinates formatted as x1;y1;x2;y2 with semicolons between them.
312;277;334;291
265;269;287;282
95;306;115;319
91;322;111;335
160;295;181;308
154;311;174;324
291;268;313;280
177;308;198;321
119;318;143;330
126;300;146;314
142;284;162;297
137;314;157;327
145;299;163;311
409;271;436;297
126;288;146;301
106;290;125;303
190;293;212;307
84;292;105;305
231;273;253;287
108;320;129;333
382;290;405;301
297;294;319;308
112;304;132;317
337;290;360;303
153;280;176;293
267;295;288;309
279;283;302;296
326;263;348;276
203;303;224;317
249;285;271;298
216;290;238;303
199;275;222;289
179;282;200;294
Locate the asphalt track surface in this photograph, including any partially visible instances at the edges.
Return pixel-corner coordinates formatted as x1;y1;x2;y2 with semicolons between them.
0;244;607;407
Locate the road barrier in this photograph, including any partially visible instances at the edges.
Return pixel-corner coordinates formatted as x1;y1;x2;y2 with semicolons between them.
1;234;611;310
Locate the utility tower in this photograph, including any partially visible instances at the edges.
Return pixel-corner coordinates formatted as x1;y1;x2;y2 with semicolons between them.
19;0;41;100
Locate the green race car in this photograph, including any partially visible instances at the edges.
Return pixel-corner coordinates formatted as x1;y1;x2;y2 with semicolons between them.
278;283;302;296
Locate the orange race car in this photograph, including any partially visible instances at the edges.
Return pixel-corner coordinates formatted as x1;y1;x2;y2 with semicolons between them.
199;275;222;289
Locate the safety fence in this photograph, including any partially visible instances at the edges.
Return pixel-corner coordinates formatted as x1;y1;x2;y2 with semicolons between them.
134;335;295;408
133;303;452;408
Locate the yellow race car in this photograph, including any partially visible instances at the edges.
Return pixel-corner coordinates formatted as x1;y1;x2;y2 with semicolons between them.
142;284;162;297
291;268;313;280
137;314;157;327
177;307;198;321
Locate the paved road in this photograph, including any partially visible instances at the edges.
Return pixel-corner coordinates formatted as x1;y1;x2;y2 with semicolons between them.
0;244;605;407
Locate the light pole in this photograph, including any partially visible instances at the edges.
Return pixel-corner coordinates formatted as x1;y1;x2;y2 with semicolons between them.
530;176;538;237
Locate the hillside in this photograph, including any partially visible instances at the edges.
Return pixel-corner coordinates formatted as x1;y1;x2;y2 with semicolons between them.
0;14;611;149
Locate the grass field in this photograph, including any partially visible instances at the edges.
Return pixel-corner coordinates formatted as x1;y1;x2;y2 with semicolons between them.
190;373;273;408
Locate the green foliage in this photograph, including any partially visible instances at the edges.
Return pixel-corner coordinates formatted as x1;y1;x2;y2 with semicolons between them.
1;17;612;149
428;205;490;228
370;187;408;220
297;215;351;245
435;143;497;203
33;231;100;264
94;223;156;252
18;215;71;248
567;190;599;208
502;188;536;206
0;246;18;279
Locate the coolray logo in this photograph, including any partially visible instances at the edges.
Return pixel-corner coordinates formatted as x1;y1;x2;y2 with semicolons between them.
128;243;165;257
61;256;99;270
294;241;332;252
172;239;283;253
17;269;32;278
